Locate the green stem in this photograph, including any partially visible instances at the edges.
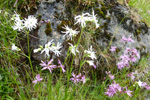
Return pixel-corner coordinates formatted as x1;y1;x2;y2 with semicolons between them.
26;31;34;77
77;27;84;46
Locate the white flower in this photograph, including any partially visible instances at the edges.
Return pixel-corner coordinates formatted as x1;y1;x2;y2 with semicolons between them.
41;40;54;57
137;80;143;87
68;43;79;55
11;44;21;51
51;42;62;56
86;60;96;69
12;14;24;31
84;46;96;59
61;25;79;40
33;48;42;53
24;15;38;31
91;10;99;28
74;13;91;27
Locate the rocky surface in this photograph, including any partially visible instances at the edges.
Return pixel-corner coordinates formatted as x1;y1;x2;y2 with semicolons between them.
30;0;67;61
94;2;150;56
30;0;150;62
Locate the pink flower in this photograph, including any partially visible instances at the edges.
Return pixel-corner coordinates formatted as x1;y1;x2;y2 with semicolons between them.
41;21;44;24
127;72;135;80
121;35;128;44
105;71;111;75
32;74;43;85
110;46;116;52
127;35;134;43
106;71;115;80
81;75;86;84
121;35;134;44
70;73;86;84
13;0;18;7
58;59;66;73
40;59;56;73
105;82;122;97
124;87;132;97
141;82;147;87
145;85;150;90
70;73;81;84
109;75;115;80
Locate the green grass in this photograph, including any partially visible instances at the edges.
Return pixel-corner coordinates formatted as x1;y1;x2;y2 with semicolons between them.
118;0;150;27
0;0;150;100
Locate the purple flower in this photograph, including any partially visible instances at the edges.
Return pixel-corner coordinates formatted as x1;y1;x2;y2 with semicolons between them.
124;87;132;97
124;48;140;63
145;85;150;90
105;82;122;97
13;0;18;7
116;56;129;69
127;72;135;80
32;74;43;85
41;21;44;24
40;59;56;73
70;73;82;84
127;35;134;43
81;75;86;84
106;71;115;80
110;46;116;52
142;82;147;87
58;59;66;73
116;61;125;69
121;35;134;44
70;73;86;84
121;35;128;44
109;75;115;80
105;71;111;75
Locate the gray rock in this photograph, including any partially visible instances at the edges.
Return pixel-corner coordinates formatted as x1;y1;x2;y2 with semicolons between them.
30;0;67;61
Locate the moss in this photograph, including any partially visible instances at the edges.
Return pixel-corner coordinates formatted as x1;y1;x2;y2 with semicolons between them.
37;14;42;22
94;8;106;19
54;11;59;19
45;22;52;36
136;29;141;35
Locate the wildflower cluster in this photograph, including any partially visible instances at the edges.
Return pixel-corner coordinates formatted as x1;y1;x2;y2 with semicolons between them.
32;59;66;85
12;13;37;31
34;39;62;57
31;10;100;86
70;73;85;84
105;81;132;97
121;35;134;44
116;35;140;69
136;80;150;90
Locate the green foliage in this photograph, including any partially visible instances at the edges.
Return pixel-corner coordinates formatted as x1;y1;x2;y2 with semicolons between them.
0;0;150;100
129;0;150;27
0;68;14;99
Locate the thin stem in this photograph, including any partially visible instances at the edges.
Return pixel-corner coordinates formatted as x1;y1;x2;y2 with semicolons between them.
26;31;34;77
